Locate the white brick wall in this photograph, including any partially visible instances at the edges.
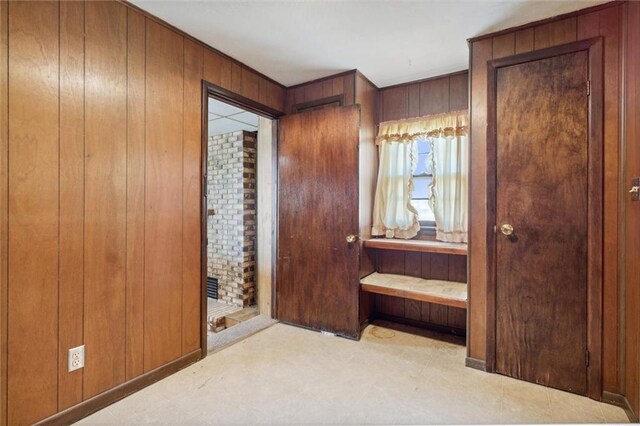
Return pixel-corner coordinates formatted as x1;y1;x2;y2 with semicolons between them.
207;131;257;307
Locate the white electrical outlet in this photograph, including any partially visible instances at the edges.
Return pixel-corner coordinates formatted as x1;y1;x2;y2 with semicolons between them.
68;345;84;372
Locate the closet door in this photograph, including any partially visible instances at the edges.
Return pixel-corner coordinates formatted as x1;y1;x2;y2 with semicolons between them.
494;50;591;395
277;105;360;338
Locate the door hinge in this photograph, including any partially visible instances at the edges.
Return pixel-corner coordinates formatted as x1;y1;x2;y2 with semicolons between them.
585;349;590;367
586;80;591;96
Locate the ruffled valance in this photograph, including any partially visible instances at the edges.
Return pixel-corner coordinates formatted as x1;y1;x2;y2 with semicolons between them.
376;110;469;144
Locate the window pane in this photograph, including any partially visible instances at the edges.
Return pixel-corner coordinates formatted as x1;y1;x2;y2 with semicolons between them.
414;152;428;175
412;199;435;223
415;139;430;155
412;175;432;200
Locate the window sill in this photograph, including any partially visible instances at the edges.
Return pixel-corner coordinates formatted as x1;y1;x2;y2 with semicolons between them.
363;238;467;255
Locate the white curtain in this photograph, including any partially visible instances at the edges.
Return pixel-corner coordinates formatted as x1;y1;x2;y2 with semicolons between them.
430;134;468;243
371;139;420;239
371;111;468;241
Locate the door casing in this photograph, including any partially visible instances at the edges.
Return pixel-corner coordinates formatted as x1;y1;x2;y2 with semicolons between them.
485;37;604;399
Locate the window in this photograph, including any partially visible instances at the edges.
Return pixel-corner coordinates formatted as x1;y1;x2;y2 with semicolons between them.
411;138;436;227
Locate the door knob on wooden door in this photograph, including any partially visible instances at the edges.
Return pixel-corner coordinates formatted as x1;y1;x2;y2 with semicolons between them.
346;234;358;243
500;224;514;236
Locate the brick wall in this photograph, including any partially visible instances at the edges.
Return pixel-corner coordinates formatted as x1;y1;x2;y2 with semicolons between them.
207;130;257;307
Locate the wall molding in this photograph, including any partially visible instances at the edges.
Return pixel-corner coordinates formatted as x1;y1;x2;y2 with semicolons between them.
602;391;639;423
465;357;487;371
35;350;201;426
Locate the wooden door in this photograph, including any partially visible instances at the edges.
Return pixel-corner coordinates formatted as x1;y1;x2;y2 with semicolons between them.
277;105;360;338
495;51;590;394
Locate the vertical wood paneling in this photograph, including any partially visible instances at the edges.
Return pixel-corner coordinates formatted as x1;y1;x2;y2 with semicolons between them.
203;49;222;87
380;86;408;122
625;1;640;414
182;39;203;354
577;12;600;40
144;19;184;371
407;83;420;118
599;5;620;393
515;28;534;54
125;8;146;381
492;33;515;59
343;73;355;106
449;73;469;111
83;0;127;399
468;37;492;361
534;18;577;50
7;2;59;424
231;62;242;94
242;67;258;100
58;0;84;410
419;78;450;116
0;1;7;423
219;57;232;90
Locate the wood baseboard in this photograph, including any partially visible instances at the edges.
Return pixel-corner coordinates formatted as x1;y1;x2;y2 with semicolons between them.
602;391;639;423
35;350;202;426
465;356;487;371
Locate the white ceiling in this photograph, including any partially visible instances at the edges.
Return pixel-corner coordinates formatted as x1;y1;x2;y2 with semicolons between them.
208;98;259;136
133;0;608;88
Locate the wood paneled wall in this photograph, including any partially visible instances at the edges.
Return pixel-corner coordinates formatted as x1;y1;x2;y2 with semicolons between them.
0;1;285;424
372;250;467;331
468;2;623;397
378;70;468;122
285;70;356;114
625;0;640;418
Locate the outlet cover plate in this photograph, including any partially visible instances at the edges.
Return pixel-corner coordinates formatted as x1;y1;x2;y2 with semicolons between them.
68;345;84;372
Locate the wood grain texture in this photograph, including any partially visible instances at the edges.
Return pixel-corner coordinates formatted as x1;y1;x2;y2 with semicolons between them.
7;2;59;424
182;38;202;354
373;249;468;331
492;33;515;59
83;0;128;399
468;37;492;361
534;17;577;50
515;28;534;54
277;106;360;338
495;52;589;395
0;1;7;423
284;72;356;114
126;7;146;381
599;5;620;393
356;72;377;244
144;19;184;371
378;72;469;123
469;4;622;398
625;0;640;415
59;0;85;410
419;77;450;116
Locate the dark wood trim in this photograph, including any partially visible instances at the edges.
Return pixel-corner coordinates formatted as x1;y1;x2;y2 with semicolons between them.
465;356;488;371
602;391;640;423
485;37;605;398
291;94;345;114
35;350;201;426
375;313;466;338
466;39;474;364
287;69;357;90
205;81;284;119
379;69;469;91
200;81;209;358
271;120;279;318
467;1;618;43
119;0;286;89
201;80;282;353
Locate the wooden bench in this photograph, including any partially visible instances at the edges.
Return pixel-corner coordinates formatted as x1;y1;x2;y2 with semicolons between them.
363;238;467;255
360;272;467;309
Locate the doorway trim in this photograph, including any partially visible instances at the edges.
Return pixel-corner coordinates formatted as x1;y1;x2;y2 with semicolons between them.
485;37;604;399
200;81;283;357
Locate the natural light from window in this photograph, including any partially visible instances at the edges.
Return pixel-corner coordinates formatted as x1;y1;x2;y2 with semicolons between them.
412;138;436;224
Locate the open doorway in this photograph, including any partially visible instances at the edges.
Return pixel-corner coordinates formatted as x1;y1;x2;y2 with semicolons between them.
203;88;277;352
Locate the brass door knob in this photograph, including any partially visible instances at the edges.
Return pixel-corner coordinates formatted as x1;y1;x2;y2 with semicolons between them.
346;234;357;243
500;224;514;236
